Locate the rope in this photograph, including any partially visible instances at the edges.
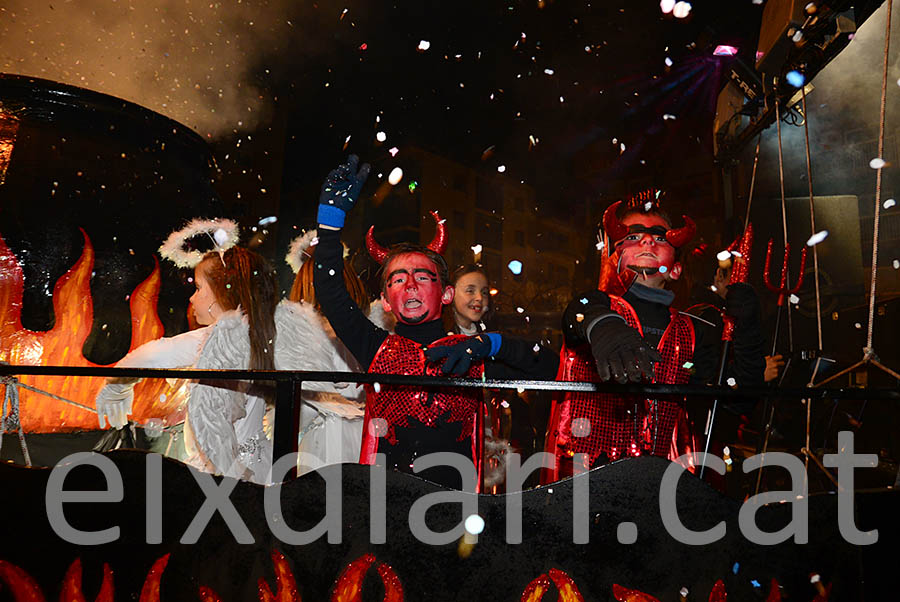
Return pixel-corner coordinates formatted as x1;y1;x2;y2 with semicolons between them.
774;94;795;352
1;378;32;466
867;0;893;354
743;134;762;233
801;86;824;352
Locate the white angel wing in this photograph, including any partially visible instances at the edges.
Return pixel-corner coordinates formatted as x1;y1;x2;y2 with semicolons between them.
188;310;253;479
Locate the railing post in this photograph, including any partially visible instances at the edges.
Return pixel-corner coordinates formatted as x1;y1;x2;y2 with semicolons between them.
274;378;302;479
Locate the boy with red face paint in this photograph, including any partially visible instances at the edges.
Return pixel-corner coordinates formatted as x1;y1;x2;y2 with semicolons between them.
542;201;765;482
314;156;558;491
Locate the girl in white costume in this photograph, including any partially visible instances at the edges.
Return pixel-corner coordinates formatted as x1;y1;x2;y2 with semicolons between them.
95;224;380;483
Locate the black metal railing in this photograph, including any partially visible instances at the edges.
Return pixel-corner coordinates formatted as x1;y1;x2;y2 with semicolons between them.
1;363;898;462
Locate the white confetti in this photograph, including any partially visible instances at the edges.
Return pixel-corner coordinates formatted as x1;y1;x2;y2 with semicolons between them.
497;165;506;173
884;198;896;209
665;57;673;67
388;147;399;156
516;307;525;313
388;167;403;185
726;377;737;386
376;131;387;142
673;1;692;18
806;230;829;246
663;113;677;120
471;244;483;254
679;588;689;598
869;157;886;169
329;269;336;276
544;68;555;75
716;250;732;261
373;382;381;393
789;294;800;304
417;40;431;51
464;514;485;535
854;322;862;329
893;259;900;269
533;343;540;352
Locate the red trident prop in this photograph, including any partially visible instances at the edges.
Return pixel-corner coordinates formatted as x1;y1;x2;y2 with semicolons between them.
763;239;808;307
722;224;754;342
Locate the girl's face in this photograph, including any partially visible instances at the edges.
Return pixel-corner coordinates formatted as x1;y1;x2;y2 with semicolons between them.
453;271;490;328
189;266;221;326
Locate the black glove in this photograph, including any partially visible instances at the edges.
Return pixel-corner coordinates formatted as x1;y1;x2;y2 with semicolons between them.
317;155;371;228
425;334;501;375
725;283;761;327
587;317;661;383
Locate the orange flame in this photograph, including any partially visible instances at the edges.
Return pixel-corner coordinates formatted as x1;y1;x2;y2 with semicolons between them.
522;569;585;602
331;554;403;602
0;558;45;602
0;229;190;432
612;584;661;602
0;109;17;185
258;550;302;602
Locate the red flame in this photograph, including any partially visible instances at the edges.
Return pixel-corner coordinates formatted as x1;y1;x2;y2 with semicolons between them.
60;558;115;602
0;229;190;432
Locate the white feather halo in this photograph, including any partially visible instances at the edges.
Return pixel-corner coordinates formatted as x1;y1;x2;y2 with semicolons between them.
158;218;240;268
285;229;350;274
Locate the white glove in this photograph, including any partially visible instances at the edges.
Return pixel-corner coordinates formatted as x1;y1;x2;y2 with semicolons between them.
95;382;135;429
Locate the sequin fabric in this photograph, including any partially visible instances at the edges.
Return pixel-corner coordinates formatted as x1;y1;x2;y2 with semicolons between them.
365;334;484;445
549;295;694;465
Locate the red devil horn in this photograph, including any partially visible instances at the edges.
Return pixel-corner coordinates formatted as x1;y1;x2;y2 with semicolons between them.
426;210;448;255
366;226;390;265
602;201;629;244
665;215;697;248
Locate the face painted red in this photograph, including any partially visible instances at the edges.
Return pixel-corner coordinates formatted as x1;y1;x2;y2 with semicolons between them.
614;213;682;289
381;252;453;325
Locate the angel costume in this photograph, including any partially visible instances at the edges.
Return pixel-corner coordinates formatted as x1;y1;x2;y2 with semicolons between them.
95;300;375;484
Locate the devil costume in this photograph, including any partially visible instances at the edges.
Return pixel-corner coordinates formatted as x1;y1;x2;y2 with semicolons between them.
543;202;765;482
314;156;557;490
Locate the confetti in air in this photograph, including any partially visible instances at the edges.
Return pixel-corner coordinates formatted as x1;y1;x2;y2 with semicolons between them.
884;199;896;209
507;260;523;274
389;147;400;157
663;113;677;120
789;294;800;304
516;307;525;314
665;57;673;67
213;228;229;247
716;250;732;261
869;157;886;169
893;259;900;269
672;2;692;19
418;40;431;51
806;230;829;246
258;216;277;226
388;167;404;185
471;244;483;254
376;131;387;142
497;165;506;173
726;377;737;386
544;68;555;75
464;514;485;535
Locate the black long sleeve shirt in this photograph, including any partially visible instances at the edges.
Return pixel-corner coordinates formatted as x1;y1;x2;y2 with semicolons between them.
313;228;559;380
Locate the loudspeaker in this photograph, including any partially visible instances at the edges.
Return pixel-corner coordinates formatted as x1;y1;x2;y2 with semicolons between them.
756;0;808;79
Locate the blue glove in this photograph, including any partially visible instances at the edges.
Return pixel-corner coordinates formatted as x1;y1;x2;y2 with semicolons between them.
425;333;502;375
317;155;371;228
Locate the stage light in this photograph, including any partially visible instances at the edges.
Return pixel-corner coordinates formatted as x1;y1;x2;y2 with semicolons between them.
713;45;739;56
785;70;805;87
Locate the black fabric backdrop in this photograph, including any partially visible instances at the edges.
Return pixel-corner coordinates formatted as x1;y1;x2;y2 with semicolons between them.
0;451;895;601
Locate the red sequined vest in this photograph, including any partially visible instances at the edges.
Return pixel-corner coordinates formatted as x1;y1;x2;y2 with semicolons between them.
359;334;485;482
543;295;695;481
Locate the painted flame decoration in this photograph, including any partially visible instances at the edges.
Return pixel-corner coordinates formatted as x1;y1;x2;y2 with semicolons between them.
521;568;585;602
330;553;403;602
0;230;190;432
258;551;302;602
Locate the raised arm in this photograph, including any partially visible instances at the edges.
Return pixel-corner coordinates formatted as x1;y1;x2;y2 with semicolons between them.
313;156;387;368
